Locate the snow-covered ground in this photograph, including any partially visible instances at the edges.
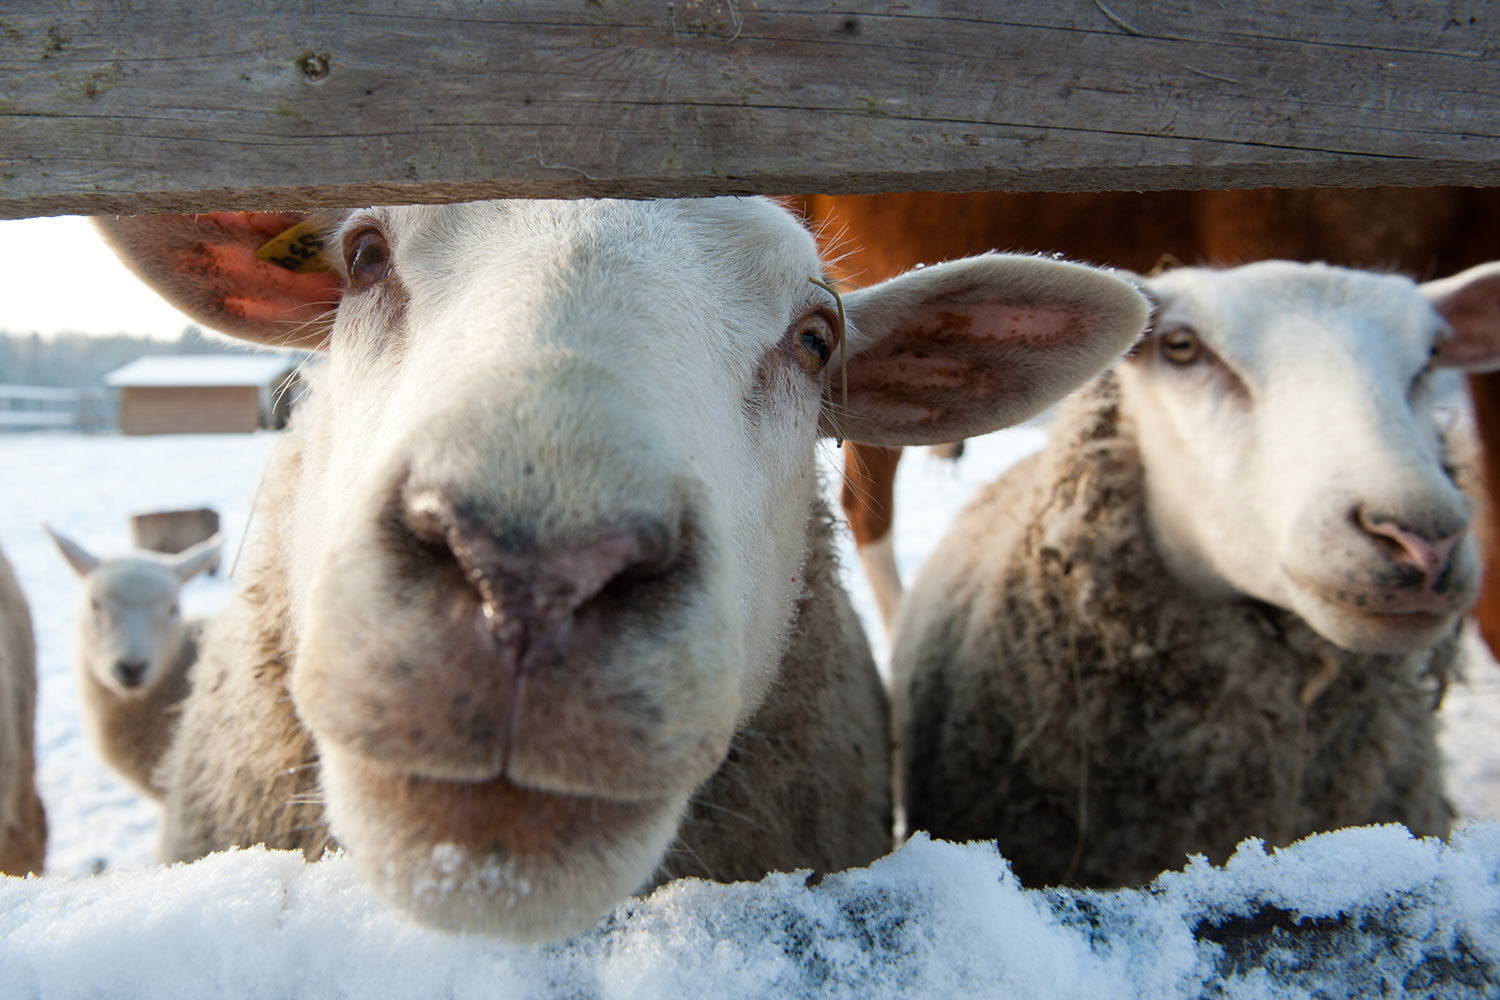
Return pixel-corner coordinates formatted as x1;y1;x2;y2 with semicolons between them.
2;426;1499;995
3;826;1497;999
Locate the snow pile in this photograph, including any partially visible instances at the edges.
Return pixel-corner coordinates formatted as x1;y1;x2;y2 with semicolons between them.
1;825;1495;999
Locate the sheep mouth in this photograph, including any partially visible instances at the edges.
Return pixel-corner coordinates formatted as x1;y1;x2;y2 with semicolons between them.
324;745;690;939
1285;567;1472;620
1339;605;1455;630
1314;589;1468;622
348;755;668;850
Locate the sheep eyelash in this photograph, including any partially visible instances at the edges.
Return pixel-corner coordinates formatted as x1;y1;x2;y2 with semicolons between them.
807;276;849;447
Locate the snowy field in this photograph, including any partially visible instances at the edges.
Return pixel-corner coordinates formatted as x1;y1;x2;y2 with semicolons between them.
2;427;1500;995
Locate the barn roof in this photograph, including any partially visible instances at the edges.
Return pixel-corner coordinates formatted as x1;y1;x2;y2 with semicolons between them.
103;354;300;389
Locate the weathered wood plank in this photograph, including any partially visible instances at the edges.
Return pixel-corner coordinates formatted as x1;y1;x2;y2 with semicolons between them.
3;1;1499;218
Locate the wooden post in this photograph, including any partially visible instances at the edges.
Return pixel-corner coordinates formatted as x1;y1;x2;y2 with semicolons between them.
4;1;1500;218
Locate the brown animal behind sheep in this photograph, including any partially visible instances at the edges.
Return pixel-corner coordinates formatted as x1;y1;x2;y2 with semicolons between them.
0;543;46;875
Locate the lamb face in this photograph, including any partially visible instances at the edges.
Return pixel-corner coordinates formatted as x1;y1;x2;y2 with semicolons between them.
97;197;1148;940
46;527;219;696
1126;260;1500;654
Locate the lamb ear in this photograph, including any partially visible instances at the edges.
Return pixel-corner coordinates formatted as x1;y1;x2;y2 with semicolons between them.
44;525;98;577
92;212;347;350
1423;261;1500;372
168;534;224;582
829;254;1149;446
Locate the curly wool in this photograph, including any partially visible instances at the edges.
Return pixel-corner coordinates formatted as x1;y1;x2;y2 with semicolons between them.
898;374;1456;889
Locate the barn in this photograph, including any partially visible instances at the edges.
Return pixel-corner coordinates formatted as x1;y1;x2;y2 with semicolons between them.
102;354;304;435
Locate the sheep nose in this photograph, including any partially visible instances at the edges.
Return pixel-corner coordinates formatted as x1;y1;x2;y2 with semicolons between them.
1355;507;1465;591
401;488;671;656
113;660;148;688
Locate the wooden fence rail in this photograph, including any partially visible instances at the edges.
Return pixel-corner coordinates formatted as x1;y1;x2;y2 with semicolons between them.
0;383;114;431
4;1;1500;219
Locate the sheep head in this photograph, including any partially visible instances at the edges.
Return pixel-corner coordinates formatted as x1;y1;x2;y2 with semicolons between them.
1126;260;1500;654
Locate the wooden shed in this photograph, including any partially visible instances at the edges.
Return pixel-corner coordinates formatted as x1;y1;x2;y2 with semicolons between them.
103;354;303;435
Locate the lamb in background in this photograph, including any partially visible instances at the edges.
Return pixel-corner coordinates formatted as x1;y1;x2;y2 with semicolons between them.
0;541;46;875
130;508;222;576
897;259;1500;889
93;198;1148;942
46;526;220;799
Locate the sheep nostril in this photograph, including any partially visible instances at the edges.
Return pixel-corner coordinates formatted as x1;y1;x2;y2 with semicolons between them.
113;660;148;688
397;484;676;637
400;486;456;549
1354;506;1464;589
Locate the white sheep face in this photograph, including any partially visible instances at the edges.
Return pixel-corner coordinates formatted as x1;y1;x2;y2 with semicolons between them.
97;197;1149;940
46;527;219;695
1124;260;1500;655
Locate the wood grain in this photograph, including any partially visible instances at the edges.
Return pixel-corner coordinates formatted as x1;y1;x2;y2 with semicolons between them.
3;2;1499;218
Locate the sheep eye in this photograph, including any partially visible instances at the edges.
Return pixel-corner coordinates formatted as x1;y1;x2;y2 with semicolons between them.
1160;328;1201;365
345;228;391;290
792;314;838;373
168;602;180;617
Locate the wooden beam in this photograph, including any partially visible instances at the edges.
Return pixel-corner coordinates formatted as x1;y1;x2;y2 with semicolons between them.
3;2;1499;218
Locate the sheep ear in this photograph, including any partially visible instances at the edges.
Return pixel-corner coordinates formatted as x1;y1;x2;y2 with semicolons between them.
44;525;98;577
828;255;1149;446
1423;261;1500;372
168;534;224;582
92;212;347;350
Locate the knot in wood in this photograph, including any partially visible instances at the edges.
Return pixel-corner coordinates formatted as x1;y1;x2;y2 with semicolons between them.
297;52;330;84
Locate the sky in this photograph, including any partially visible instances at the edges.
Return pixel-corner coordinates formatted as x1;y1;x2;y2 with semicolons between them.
0;216;200;339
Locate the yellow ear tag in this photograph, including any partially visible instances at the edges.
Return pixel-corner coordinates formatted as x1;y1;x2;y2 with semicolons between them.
254;219;332;273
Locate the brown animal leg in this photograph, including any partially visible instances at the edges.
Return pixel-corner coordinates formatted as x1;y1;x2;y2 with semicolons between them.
841;443;904;632
1467;372;1500;659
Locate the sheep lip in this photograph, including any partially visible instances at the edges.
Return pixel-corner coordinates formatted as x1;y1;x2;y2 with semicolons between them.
1344;606;1453;627
353;763;666;848
1324;592;1465;620
1285;569;1470;620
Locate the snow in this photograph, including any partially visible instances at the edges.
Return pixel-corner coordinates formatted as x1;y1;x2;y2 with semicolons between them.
2;426;1499;995
2;828;1496;998
103;354;300;389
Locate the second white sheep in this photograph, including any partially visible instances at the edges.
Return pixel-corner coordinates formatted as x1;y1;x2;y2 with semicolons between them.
896;260;1500;888
47;526;220;799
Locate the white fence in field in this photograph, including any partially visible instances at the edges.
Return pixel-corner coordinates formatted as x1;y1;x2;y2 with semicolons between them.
0;384;115;433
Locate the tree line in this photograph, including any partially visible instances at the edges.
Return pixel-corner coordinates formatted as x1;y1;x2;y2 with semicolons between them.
0;327;243;387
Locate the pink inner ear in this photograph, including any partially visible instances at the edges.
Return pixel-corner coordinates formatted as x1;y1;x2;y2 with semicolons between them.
845;302;1081;426
167;218;344;335
1435;296;1500;369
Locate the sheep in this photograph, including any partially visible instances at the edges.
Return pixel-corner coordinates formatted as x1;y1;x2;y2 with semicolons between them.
896;259;1500;889
788;188;1500;642
94;198;1149;941
0;541;46;875
45;526;221;799
130;507;222;576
